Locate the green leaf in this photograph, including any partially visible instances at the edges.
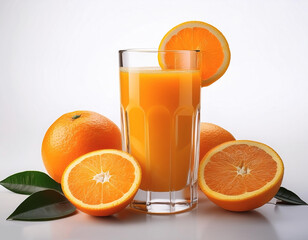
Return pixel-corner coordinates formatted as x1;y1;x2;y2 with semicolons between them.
0;171;62;195
7;189;76;221
275;187;307;205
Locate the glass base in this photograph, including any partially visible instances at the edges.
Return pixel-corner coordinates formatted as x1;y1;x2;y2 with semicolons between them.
129;186;198;214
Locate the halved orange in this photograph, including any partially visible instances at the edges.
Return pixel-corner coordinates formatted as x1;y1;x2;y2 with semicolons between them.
61;149;141;216
159;21;231;87
198;140;284;211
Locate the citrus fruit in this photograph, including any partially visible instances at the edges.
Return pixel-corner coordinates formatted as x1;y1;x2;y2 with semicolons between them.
199;123;235;162
198;140;284;211
61;149;141;216
158;21;231;87
42;111;122;183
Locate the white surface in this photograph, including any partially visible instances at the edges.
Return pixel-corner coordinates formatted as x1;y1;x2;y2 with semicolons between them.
1;0;308;239
0;190;307;240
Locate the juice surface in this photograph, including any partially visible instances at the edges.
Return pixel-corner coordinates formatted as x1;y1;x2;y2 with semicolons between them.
120;67;201;192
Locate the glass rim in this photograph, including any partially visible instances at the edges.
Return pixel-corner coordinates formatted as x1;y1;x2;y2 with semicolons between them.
119;48;200;53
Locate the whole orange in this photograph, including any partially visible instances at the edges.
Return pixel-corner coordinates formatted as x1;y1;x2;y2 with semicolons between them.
41;110;122;183
199;123;235;162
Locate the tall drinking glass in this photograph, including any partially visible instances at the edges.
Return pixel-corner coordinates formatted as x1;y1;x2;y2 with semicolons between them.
119;49;201;214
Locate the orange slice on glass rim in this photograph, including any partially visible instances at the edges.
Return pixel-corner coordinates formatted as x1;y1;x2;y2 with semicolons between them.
61;149;141;216
158;21;231;87
198;140;284;211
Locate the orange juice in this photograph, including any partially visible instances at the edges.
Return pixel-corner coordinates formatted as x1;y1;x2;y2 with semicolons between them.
120;67;201;192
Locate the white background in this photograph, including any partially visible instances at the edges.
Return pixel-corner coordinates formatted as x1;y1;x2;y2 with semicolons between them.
0;0;308;239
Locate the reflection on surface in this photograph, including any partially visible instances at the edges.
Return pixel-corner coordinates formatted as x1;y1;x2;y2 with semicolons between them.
50;207;198;240
197;194;279;240
47;192;278;240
